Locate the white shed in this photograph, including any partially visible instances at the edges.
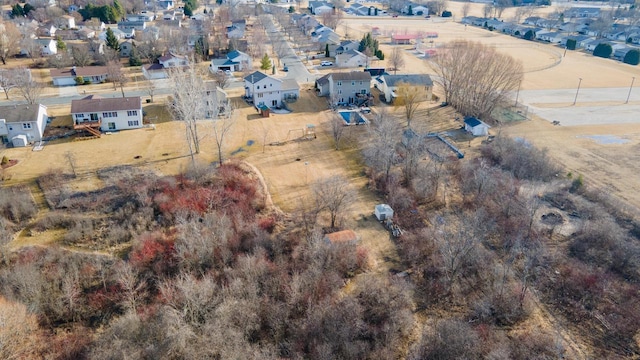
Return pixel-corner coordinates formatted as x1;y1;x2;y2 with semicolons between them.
464;117;490;137
11;134;28;147
375;204;394;221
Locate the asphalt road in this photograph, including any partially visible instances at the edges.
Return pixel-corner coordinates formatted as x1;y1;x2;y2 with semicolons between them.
263;15;313;84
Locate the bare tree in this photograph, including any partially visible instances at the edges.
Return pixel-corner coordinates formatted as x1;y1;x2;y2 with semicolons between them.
330;113;346;150
12;68;42;105
394;81;426;127
312;175;356;229
143;79;156;103
211;70;230;89
65;151;78;177
71;45;92;67
426;0;448;16
210;100;235;165
0;70;15;100
362;109;401;184
106;60;128;97
483;4;494;18
462;2;471;18
0;21;21;65
321;10;343;30
116;261;147;312
388;47;405;75
20;37;42;63
168;63;207;165
494;0;511;18
430;40;523;120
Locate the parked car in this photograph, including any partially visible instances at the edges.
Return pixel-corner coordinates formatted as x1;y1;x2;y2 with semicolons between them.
392;14;398;18
283;66;289;72
320;61;333;66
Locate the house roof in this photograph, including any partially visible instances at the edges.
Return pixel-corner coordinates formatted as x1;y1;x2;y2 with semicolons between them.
324;230;358;244
144;63;165;72
50;66;109;78
212;58;237;66
381;74;433;87
464;117;489;128
0;104;45;123
316;74;330;86
282;79;300;91
158;52;186;62
71;96;141;113
329;71;371;81
244;71;270;84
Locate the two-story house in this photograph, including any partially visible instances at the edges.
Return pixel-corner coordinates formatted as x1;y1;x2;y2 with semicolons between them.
70;95;143;132
142;52;189;79
0;103;48;147
244;71;300;109
315;72;372;106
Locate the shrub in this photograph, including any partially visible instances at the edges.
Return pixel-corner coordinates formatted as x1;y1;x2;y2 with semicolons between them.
480;135;560;181
623;49;640;65
442;10;452;17
0;156;7;165
593;43;613;58
566;38;577;50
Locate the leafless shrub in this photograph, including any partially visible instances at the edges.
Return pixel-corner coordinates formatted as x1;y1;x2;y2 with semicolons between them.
409;319;481;360
481;135;560;182
0;186;37;223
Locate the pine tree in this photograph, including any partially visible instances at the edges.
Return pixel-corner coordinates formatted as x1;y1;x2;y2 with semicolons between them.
408;5;413;15
106;28;120;51
325;44;330;57
113;0;125;20
260;54;271;70
129;47;142;66
56;36;66;51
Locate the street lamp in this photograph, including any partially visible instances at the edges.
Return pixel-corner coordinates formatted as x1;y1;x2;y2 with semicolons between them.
573;77;582;106
515;81;521;107
625;76;635;104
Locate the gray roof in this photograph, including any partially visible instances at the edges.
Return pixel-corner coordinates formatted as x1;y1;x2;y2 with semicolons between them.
329;71;371;81
244;71;269;84
316;74;330;86
382;74;433;87
71;96;141;113
211;58;237;66
0;104;45;123
282;79;300;91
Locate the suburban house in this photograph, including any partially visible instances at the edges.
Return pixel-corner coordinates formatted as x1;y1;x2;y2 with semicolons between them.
315;71;372;106
0;103;48;147
464;117;490;136
401;3;429;15
99;28;126;41
210;50;251;72
308;1;334;15
336;49;368;68
70;95;143;132
127;12;155;22
77;27;96;39
142;52;189;79
374;74;433;103
243;71;300;109
564;7;600;19
349;3;384;16
227;20;246;39
204;82;231;117
119;40;134;57
118;20;147;32
36;38;57;55
38;24;57;37
157;0;175;10
50;66;109;86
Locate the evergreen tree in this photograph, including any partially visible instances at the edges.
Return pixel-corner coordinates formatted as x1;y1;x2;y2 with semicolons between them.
56;36;66;51
105;27;120;52
408;5;413;15
593;43;612;58
260;54;271;70
129;47;142;66
23;3;34;14
325;44;330;57
113;0;125;21
623;49;640;65
184;2;194;16
374;8;378;15
11;4;24;18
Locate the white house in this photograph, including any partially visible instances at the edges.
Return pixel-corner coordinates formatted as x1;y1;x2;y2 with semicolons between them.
464;117;490;136
158;0;175;10
244;71;300;109
0;104;48;147
375;74;433;103
401;3;428;15
77;28;96;39
99;28;126;41
309;1;334;15
70;95;143;132
374;204;394;221
143;52;189;79
336;49;368;68
210;50;251;72
60;15;76;29
36;38;57;55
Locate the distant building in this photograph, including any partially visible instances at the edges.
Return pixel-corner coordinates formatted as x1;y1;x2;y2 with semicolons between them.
0;103;48;147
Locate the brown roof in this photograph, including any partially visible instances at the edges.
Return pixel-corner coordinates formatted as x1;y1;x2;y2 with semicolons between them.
0;104;46;123
158;52;185;62
50;66;108;78
71;96;141;113
329;71;371;81
282;79;300;91
324;230;358;244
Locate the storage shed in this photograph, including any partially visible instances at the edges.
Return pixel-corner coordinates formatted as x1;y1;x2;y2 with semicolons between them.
375;204;394;221
464;117;491;136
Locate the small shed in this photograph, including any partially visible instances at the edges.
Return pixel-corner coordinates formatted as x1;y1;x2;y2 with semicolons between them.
464;117;490;136
324;230;359;245
375;204;394;221
11;134;28;147
258;104;270;118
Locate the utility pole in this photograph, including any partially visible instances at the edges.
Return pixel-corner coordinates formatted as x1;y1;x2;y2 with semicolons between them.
625;76;635;104
573;77;582;106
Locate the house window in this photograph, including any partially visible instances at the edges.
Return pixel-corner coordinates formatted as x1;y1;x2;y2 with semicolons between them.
352;81;355;86
361;89;367;94
22;123;32;129
128;120;139;126
75;114;83;119
337;81;342;86
338;89;342;94
359;81;363;85
127;110;138;116
270;84;272;87
257;93;263;98
108;122;116;130
90;113;99;121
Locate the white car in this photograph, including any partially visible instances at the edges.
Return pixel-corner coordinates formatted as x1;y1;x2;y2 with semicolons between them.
320;61;333;66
